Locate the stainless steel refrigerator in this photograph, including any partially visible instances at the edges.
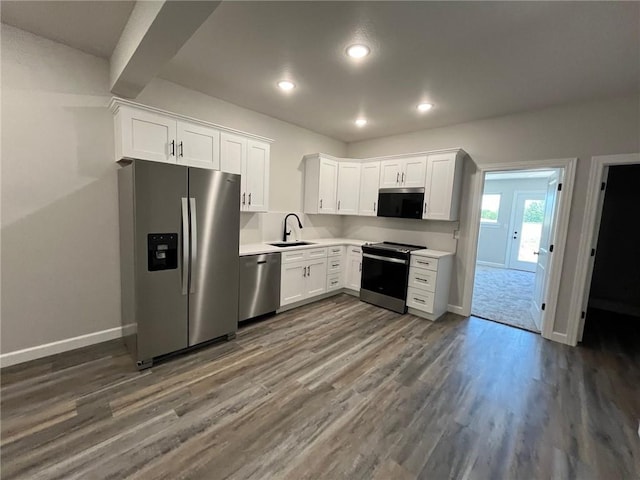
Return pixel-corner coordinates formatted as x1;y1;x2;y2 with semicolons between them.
118;160;240;369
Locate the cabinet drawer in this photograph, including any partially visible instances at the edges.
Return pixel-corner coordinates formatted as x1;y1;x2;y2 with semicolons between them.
348;246;362;255
282;250;307;264
407;287;435;313
327;273;343;291
307;247;328;259
281;247;328;264
328;245;345;257
327;257;343;274
410;255;439;271
408;267;437;293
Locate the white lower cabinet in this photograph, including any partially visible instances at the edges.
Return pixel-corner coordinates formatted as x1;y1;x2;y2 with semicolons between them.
345;246;362;291
280;248;328;307
406;252;453;321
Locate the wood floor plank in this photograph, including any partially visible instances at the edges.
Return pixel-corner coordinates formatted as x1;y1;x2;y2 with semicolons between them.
1;294;639;479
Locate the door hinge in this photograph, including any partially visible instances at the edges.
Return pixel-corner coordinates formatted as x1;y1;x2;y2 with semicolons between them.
549;244;554;253
591;248;595;257
541;303;546;311
601;182;606;191
581;311;586;319
557;183;562;191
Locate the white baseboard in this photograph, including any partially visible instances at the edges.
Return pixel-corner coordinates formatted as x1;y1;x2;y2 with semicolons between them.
588;298;640;318
0;324;134;368
476;261;506;269
447;304;465;316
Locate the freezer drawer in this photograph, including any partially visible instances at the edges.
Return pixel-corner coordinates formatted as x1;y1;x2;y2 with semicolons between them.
239;253;281;321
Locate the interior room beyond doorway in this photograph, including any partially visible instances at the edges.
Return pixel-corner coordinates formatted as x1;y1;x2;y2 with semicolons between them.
472;169;560;332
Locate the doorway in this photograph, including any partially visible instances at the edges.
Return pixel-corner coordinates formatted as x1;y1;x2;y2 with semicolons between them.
471;169;561;333
573;160;640;347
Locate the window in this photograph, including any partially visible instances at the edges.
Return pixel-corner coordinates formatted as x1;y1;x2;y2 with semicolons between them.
481;194;501;223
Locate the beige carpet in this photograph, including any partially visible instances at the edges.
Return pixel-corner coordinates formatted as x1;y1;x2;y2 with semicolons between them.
471;265;539;332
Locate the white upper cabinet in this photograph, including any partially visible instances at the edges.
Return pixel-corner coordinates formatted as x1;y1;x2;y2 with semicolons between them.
117;106;177;164
304;155;339;214
379;160;403;188
423;151;465;221
176;120;220;170
358;162;380;216
220;132;246;175
111;98;272;213
336;162;361;215
245;140;270;212
220;133;270;212
379;156;427;188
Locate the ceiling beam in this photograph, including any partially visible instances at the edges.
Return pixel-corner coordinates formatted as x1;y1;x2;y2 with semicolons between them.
110;0;220;98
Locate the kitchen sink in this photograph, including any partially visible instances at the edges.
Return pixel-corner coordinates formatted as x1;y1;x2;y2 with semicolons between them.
268;241;316;248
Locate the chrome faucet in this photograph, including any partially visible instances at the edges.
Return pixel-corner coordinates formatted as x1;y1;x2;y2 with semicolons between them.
283;213;303;242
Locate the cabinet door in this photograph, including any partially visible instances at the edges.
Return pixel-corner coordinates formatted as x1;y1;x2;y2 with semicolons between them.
402;156;427;187
359;162;380;216
345;253;362;291
245;140;270;212
281;261;307;306
305;259;327;297
120;107;177;163
379;160;402;188
424;153;455;220
177;121;220;170
337;162;361;215
220;132;247;208
318;158;338;213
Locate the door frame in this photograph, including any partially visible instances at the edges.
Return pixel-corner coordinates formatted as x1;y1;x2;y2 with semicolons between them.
506;190;547;272
462;158;577;342
566;153;640;346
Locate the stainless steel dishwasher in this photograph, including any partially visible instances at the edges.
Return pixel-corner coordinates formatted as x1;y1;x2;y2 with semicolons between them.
239;253;281;322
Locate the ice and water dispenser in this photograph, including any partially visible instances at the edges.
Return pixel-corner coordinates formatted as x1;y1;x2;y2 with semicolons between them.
147;233;178;271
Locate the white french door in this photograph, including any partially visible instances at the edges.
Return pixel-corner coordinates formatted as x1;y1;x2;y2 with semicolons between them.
508;192;546;272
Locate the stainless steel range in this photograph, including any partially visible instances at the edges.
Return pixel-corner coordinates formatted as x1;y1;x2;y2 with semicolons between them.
360;242;426;313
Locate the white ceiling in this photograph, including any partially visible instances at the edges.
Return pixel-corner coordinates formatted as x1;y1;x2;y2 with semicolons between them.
161;1;640;142
2;1;638;142
1;1;134;58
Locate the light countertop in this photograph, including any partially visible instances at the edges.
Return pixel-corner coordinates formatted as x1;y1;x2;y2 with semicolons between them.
411;249;454;258
240;238;369;256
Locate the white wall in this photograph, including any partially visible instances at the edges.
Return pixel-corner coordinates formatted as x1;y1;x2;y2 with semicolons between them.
1;25;120;353
347;94;640;336
1;26;346;355
477;177;550;266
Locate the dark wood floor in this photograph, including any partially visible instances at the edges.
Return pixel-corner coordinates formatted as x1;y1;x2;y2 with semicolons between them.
1;295;639;479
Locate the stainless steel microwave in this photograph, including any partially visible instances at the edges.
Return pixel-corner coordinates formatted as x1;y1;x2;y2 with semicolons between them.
377;187;424;219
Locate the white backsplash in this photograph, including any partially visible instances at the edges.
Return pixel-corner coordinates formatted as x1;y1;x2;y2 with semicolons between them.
240;211;344;244
240;211;458;253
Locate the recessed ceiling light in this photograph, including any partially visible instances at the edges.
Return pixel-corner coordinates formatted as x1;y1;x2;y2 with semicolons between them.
277;80;295;91
346;44;370;59
355;118;367;127
417;103;434;112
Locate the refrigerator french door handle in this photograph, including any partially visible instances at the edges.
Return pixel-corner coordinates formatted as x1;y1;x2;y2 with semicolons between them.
181;198;189;295
189;197;198;294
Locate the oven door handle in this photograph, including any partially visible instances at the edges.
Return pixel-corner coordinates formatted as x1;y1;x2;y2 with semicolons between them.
363;253;409;265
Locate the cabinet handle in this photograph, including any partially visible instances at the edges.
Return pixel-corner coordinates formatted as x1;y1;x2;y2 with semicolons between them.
303;266;306;277
373;201;376;211
307;265;310;276
320;199;323;209
359;262;362;272
414;297;426;303
401;172;405;184
417;260;430;265
242;193;246;205
396;172;399;183
248;193;252;205
424;202;427;213
338;200;341;210
170;140;175;156
179;141;184;157
416;277;428;282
